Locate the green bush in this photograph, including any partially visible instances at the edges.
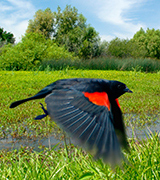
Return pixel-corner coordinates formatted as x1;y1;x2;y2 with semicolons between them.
0;33;76;70
129;28;160;59
105;28;160;59
106;38;131;58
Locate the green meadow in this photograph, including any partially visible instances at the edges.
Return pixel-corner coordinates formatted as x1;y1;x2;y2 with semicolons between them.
0;70;160;179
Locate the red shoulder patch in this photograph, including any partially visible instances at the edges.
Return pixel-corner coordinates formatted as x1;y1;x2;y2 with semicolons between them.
115;98;120;108
83;92;110;111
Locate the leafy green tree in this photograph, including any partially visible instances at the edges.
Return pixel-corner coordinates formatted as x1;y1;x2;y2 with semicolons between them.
26;5;101;59
130;28;160;59
106;38;132;58
0;33;75;70
130;28;147;58
0;27;15;47
53;5;101;59
145;28;160;59
26;8;55;39
107;28;160;59
81;26;102;58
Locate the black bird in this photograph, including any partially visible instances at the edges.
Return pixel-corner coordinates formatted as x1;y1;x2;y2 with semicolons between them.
10;78;132;166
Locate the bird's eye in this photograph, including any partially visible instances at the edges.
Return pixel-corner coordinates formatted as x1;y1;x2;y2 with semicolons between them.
117;84;122;89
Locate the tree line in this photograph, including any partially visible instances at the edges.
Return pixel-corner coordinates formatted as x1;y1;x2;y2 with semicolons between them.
1;5;160;61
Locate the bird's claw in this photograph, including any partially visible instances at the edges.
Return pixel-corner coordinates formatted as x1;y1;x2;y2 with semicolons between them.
34;103;48;120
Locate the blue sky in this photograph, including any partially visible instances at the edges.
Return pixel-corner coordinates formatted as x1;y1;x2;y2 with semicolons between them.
1;0;160;42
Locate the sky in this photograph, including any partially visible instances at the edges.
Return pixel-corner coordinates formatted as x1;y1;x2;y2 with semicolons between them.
1;0;160;43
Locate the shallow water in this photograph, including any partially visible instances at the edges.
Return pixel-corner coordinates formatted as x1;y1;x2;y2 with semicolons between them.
126;120;160;139
0;134;62;151
0;116;159;151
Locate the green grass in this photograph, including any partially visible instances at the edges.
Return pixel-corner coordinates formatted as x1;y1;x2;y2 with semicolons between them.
0;70;160;179
0;133;159;179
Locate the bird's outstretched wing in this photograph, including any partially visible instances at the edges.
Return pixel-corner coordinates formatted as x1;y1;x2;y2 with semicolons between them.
45;88;123;165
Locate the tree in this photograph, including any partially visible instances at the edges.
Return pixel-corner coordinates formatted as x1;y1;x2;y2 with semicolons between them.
0;32;76;70
106;37;132;58
145;28;160;59
0;28;15;47
131;28;160;59
53;5;101;58
53;5;101;59
129;28;147;58
26;8;55;39
26;6;101;59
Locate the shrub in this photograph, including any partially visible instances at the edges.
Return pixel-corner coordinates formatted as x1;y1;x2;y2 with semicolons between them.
106;38;132;58
0;33;76;70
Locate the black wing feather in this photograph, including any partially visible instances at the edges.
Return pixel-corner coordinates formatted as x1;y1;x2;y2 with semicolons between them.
45;88;122;165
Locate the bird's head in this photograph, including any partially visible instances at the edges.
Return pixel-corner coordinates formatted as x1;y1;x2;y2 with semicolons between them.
109;80;133;99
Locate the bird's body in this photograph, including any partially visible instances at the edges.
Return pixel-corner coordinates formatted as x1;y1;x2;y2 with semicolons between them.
10;78;132;166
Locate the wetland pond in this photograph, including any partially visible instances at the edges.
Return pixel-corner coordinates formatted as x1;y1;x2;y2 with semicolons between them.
0;114;159;151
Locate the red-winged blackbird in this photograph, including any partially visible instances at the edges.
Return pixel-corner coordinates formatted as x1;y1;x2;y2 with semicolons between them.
10;78;132;166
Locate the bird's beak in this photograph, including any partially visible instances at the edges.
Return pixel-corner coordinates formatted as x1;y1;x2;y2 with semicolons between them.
124;87;133;93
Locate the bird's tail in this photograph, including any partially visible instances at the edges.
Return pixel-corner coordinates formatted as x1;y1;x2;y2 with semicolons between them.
10;82;55;108
10;97;37;108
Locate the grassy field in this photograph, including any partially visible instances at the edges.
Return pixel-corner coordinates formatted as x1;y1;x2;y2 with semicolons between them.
0;70;160;179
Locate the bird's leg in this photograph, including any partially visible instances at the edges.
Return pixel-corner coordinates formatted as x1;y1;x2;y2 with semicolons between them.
34;103;48;120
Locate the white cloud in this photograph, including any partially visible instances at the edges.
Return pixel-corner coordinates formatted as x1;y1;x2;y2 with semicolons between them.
99;0;147;36
0;0;36;42
97;0;135;24
82;0;147;39
98;0;146;32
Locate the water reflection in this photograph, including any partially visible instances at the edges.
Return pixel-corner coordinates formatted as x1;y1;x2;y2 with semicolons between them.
0;115;159;151
126;121;160;139
0;134;62;151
